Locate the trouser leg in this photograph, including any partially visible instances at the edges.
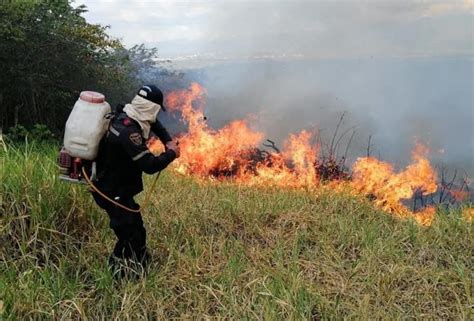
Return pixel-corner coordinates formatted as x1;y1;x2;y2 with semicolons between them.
111;210;147;263
112;238;125;259
92;192;148;266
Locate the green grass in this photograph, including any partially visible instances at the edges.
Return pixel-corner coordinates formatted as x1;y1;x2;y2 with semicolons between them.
0;142;472;319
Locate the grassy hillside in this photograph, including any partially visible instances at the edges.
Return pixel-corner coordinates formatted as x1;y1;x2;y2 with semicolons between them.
1;143;472;320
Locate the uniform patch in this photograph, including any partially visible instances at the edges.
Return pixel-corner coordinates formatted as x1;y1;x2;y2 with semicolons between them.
129;132;142;145
123;118;132;126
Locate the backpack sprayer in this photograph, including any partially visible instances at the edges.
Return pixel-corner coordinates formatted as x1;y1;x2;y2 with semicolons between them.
59;91;159;213
59;91;110;183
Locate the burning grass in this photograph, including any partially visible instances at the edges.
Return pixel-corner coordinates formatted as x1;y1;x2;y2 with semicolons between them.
1;142;473;319
153;83;446;226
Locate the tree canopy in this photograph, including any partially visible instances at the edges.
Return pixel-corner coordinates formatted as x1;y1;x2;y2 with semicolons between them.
0;0;163;134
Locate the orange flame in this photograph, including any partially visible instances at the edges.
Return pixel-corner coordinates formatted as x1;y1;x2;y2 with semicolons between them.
351;144;437;225
163;83;264;177
449;189;469;202
244;130;319;188
150;83;441;226
462;208;474;222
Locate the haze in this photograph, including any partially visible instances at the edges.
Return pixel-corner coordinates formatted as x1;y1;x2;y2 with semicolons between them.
77;0;473;175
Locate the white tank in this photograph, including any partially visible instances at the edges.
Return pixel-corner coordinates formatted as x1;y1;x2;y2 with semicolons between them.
63;91;111;160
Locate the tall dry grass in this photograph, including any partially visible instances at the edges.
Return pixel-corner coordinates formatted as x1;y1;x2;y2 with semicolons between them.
0;142;472;319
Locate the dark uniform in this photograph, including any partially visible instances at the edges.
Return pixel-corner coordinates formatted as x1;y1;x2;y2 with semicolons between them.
92;111;176;268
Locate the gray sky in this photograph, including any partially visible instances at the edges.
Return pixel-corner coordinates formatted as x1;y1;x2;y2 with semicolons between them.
75;0;473;59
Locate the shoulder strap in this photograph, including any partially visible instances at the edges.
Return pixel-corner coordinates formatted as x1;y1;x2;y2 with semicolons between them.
115;103;125;114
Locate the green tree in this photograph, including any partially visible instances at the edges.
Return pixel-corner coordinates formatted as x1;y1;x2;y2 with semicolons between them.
0;0;143;133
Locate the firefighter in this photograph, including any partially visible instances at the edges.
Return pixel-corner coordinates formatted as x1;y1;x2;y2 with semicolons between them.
91;84;179;275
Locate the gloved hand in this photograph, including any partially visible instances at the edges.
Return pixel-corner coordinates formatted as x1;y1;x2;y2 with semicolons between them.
166;140;180;158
